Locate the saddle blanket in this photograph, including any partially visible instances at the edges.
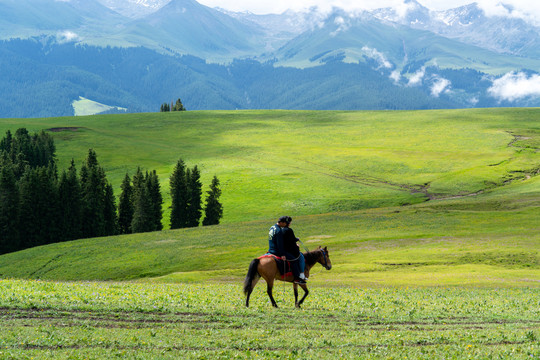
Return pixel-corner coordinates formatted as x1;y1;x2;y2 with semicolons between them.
258;254;292;278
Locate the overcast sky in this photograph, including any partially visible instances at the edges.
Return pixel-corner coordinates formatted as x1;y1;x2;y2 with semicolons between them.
198;0;540;24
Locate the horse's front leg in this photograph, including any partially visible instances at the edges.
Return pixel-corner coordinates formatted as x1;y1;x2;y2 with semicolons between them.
266;281;278;308
293;283;299;307
297;284;309;308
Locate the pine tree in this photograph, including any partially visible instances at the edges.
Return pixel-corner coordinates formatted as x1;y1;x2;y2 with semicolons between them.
131;168;153;233
118;173;134;234
18;167;59;248
58;160;82;241
79;149;117;238
202;175;223;226
186;165;202;227
0;130;13;154
173;98;186;111
169;159;189;229
11;129;31;178
103;182;118;236
80;151;104;238
160;103;170;112
0;164;19;254
42;164;61;243
33;130;56;168
17;169;40;249
147;170;163;231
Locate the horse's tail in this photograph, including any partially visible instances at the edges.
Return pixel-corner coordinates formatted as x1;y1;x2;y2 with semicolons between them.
243;258;260;295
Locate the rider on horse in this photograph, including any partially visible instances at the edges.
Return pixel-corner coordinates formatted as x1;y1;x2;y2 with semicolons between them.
267;216;307;284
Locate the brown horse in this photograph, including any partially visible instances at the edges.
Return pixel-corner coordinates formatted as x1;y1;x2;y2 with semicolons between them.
243;246;332;308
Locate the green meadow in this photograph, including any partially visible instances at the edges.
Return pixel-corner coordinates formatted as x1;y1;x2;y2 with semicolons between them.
1;108;539;224
0;108;539;358
0;280;538;359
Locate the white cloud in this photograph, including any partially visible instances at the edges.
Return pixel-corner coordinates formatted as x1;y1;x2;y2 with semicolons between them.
330;16;351;36
198;0;540;25
361;46;392;69
394;1;417;19
468;96;479;106
473;0;540;25
407;67;425;86
430;77;451;97
57;31;80;43
488;72;540;102
390;70;401;82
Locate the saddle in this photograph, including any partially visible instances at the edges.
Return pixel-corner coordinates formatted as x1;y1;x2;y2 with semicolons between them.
258;254;293;278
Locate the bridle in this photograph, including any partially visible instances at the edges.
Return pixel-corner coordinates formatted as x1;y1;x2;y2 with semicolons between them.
319;248;330;270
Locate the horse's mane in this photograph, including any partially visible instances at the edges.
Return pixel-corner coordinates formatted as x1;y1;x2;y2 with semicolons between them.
303;248;324;266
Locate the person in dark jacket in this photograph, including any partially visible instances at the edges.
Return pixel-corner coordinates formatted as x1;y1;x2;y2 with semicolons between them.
281;216;307;284
267;216;288;256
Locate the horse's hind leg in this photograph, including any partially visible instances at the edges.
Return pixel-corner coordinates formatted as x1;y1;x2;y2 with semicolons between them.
245;275;260;307
297;285;309;308
266;279;278;308
293;283;299;308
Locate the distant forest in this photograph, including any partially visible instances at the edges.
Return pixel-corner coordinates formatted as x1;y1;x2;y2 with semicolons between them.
0;37;524;118
0;128;222;255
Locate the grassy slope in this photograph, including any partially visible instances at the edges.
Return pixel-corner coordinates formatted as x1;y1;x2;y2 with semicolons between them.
0;108;539;286
0;178;538;286
1;108;539;224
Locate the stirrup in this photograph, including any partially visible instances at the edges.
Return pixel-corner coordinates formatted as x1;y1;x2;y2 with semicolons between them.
294;278;307;284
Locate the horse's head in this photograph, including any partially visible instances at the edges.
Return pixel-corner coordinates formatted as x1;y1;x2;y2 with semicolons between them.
318;246;332;270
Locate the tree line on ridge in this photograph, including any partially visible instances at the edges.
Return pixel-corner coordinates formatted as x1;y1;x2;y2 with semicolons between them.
0;128;222;255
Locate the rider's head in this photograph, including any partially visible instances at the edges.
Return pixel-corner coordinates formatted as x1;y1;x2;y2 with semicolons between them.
278;216;292;226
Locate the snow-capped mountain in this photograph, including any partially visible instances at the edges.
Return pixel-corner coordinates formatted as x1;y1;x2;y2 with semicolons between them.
269;8;540;74
97;0;170;18
372;0;540;58
215;7;328;52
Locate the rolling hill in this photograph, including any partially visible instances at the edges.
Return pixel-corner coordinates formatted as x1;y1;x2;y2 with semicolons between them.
0;108;538;286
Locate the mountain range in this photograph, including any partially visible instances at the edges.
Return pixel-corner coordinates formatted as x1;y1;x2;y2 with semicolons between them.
0;0;539;117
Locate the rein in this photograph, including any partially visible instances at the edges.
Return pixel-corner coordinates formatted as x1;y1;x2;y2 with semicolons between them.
297;238;310;253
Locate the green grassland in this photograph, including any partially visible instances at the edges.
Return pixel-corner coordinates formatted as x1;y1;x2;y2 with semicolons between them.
0;280;538;359
1;108;539;224
0;108;538;286
0;108;539;358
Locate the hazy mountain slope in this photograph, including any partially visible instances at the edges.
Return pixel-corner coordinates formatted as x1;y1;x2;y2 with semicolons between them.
2;0;539;68
97;0;170;18
118;0;266;60
217;8;325;53
0;0;539;117
271;10;540;74
433;3;540;59
373;1;540;59
0;0;128;39
0;38;472;118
